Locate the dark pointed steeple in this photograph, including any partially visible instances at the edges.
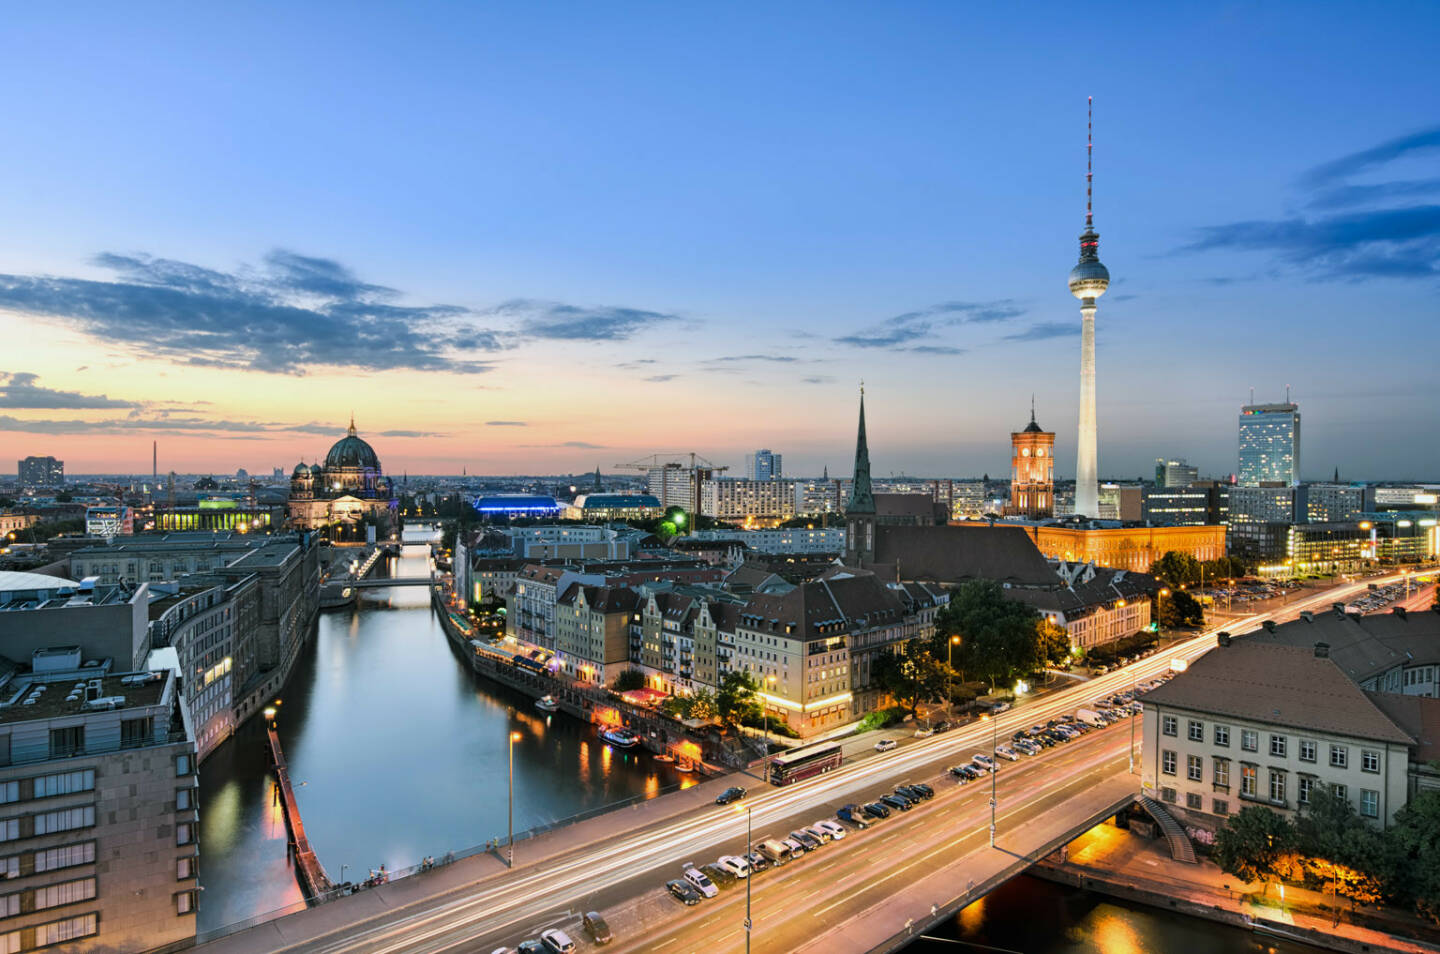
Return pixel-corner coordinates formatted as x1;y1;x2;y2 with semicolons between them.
847;385;875;515
1333;465;1340;483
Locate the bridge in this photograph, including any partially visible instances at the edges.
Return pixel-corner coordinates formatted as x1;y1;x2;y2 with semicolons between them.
350;576;432;588
194;573;1404;954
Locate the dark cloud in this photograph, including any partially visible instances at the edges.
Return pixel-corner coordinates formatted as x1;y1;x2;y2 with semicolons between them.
644;374;677;382
1185;126;1440;281
486;421;527;426
0;372;137;409
906;345;967;355
1002;322;1079;342
488;299;680;341
0;250;503;375
1300;126;1440;188
836;299;1024;350
617;359;658;370
704;354;799;364
800;375;834;384
0;414;325;436
521;440;607;449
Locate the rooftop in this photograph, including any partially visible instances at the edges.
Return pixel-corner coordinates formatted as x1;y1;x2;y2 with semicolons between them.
0;670;169;725
1141;640;1414;745
1247;606;1440;683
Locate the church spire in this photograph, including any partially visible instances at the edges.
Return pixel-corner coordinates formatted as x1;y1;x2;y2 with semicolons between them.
847;385;875;514
348;411;357;437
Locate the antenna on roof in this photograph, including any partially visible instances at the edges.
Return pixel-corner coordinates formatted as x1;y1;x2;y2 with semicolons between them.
1030;393;1036;424
1249;386;1254;405
1086;96;1094;230
1286;383;1291;403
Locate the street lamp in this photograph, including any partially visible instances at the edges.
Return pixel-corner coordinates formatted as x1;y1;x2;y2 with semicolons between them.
947;635;961;718
985;714;997;846
762;674;777;781
735;803;753;953
507;730;522;868
263;707;276;729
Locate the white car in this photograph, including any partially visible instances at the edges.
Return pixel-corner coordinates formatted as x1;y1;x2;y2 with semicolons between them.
781;837;807;857
717;854;750;879
913;726;935;738
814;819;847;840
972;753;996;769
994;744;1020;761
681;863;718;898
540;929;576;954
875;738;898;752
805;825;832;844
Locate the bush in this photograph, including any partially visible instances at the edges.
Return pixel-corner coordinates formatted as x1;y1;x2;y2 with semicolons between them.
1086;632;1159;665
740;711;799;738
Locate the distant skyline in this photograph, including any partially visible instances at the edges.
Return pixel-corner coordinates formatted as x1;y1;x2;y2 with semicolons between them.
0;4;1436;480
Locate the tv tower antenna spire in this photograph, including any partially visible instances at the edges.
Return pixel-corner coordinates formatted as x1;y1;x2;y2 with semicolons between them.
1086;96;1094;230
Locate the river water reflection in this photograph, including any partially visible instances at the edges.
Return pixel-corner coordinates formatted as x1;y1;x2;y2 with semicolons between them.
196;528;693;932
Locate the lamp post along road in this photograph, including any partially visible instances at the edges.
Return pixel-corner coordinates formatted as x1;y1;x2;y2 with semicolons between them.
736;804;753;954
507;730;521;868
988;714;997;847
947;635;961;718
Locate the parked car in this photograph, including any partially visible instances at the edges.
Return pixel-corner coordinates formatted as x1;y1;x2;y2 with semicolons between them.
972;753;996;770
790;829;822;851
804;825;832;845
814;819;847;840
681;863;718;898
782;837;808;856
746;850;772;872
880;794;913;812
717;855;750;879
490;948;517;954
540;929;576;954
863;802;892;819
933;720;953;733
994;744;1020;761
582;912;612;946
913;726;935;738
666;879;702;906
715;786;747;805
909;782;935;798
837;805;871;828
518;942;546;954
700;863;736;887
990;701;1011;713
875;738;898;752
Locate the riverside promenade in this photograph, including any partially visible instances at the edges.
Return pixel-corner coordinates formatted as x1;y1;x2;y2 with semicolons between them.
1033;817;1440;954
267;727;334;900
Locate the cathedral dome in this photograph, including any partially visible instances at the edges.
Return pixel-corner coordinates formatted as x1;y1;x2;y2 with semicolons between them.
324;418;381;471
292;462;312;478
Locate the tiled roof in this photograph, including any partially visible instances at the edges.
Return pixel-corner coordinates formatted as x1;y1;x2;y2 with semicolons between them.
738;573;908;639
1008;567;1158;613
1244;607;1440;684
1142;640;1414;745
1365;692;1440;762
872;524;1055;586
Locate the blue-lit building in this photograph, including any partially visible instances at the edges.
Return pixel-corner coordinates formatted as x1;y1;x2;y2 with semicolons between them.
1238;402;1301;486
746;448;783;481
473;495;562;518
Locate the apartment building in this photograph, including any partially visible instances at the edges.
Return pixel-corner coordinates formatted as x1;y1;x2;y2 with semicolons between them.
553;585;638;686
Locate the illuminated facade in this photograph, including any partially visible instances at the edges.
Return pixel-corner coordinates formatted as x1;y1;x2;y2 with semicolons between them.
1007;408;1055;518
1018;523;1226;573
1239;402;1301;486
700;478;797;525
286;417;395;537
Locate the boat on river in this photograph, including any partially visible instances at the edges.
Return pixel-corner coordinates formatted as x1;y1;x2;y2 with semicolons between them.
599;726;640;748
535;695;559;712
675;757;695;773
653;752;675;763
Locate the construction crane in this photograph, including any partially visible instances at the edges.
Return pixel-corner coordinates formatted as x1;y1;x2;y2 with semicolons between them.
615;453;728;518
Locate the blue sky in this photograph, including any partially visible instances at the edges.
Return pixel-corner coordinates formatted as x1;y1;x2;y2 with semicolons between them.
0;2;1436;479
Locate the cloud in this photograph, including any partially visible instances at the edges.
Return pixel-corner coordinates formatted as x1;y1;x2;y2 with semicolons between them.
800;375;834;384
644;374;677;382
0;372;138;409
0;250;504;375
521;440;607;449
836;299;1025;350
487;298;681;341
906;345;967;355
617;359;657;370
377;429;443;438
1184;126;1440;281
703;354;799;364
486;420;527;426
1002;322;1079;342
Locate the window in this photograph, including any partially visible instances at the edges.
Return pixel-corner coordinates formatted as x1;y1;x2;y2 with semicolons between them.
1333;783;1347;802
1241;729;1258;752
1214;725;1230;747
1186;792;1203;810
1298;776;1314;805
33;769;95;799
1360;789;1379;818
1162;715;1177;737
1213;758;1230;789
1162;750;1177;775
48;726;84;759
176;753;192;777
1187;755;1203;781
177;856;194;880
121;716;154;749
1161;787;1176;803
1269;735;1287;758
1269;770;1286;805
1299;739;1317;763
34;842;95;873
1188;720;1203;742
1362;749;1380;773
33;913;97;946
34;806;94;836
177;890;196;915
176;788;193;811
1213;798;1229;815
0;856;15;881
1330;744;1348;769
1240;764;1257;797
177;823;192;846
33;877;96;912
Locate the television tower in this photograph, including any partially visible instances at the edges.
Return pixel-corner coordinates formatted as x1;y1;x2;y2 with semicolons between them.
1068;97;1110;518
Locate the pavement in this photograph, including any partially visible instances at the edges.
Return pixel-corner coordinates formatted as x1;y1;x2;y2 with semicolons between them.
1038;819;1440;954
194;570;1413;954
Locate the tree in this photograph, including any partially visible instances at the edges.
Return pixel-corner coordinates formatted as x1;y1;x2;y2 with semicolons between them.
1158;589;1204;628
1152;551;1202;589
611;669;646;692
934;581;1047;689
1213;806;1293;891
1203;555;1249;580
1036;618;1071;668
1294;785;1391;911
716;670;761;728
871;645;948;715
1386;790;1440;922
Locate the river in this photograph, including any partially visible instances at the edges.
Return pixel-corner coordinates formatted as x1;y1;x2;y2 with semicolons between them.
196;527;695;933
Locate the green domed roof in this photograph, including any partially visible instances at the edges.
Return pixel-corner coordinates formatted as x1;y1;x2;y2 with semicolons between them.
324;418;381;471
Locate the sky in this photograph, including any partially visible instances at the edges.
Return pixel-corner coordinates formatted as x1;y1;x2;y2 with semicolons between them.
0;2;1437;481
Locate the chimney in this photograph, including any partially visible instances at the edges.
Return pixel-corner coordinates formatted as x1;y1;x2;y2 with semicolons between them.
1314;642;1330;658
1299;610;1314;623
1217;631;1231;647
1261;620;1276;634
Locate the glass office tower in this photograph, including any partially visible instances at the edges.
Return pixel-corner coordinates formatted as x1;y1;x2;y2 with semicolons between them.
1238;402;1301;486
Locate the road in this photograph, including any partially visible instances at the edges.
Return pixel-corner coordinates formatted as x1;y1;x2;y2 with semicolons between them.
203;571;1409;954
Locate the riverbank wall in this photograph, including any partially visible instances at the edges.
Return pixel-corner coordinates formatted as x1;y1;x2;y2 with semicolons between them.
266;727;335;901
429;584;725;773
1030;844;1440;954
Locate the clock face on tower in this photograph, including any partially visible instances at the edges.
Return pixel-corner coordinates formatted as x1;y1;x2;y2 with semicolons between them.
1021;448;1030;457
1037;448;1046;457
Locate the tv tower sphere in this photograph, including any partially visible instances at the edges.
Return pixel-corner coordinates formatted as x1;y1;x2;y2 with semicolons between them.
1068;252;1110;300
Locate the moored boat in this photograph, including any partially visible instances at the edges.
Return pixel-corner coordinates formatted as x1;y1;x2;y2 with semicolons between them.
653;752;675;763
675;757;694;773
535;695;559;712
599;725;640;748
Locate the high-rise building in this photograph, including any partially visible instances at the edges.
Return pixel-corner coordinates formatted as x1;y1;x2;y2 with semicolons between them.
1007;404;1055;518
745;449;782;481
16;456;63;488
1238;401;1301;486
1154;458;1199;488
699;478;797;524
1067;99;1110;518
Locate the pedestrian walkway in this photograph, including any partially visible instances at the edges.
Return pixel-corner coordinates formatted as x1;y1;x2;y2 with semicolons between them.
1035;819;1440;954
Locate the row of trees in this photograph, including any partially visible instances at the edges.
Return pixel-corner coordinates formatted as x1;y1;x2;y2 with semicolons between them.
1151;551;1249;590
1213;787;1440;923
618;669;765;730
871;581;1070;714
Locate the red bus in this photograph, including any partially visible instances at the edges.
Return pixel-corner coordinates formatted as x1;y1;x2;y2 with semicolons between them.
767;742;843;786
